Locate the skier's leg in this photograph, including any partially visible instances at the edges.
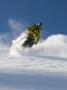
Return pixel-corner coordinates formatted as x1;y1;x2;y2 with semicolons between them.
22;34;35;47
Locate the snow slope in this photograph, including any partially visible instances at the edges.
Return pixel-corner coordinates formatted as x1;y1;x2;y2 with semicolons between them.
0;32;67;90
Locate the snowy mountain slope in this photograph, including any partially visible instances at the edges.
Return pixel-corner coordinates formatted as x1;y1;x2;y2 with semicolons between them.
0;32;67;90
0;49;67;74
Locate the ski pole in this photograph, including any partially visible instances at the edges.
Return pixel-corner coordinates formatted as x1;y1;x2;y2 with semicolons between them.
14;35;27;45
20;35;27;41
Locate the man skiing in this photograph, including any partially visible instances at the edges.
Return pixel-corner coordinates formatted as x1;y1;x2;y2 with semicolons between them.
22;22;42;47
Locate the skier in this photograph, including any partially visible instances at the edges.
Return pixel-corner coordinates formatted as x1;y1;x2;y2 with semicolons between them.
22;22;42;47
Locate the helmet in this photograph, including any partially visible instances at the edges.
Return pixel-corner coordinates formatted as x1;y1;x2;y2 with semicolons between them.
37;22;42;27
37;22;42;30
32;22;42;30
